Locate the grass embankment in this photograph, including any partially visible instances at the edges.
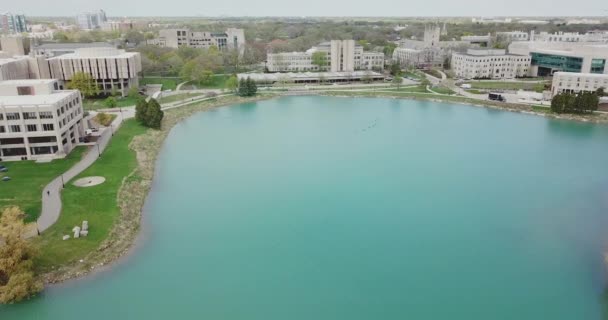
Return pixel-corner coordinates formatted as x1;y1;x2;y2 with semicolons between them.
468;81;548;92
83;96;142;111
93;113;117;126
34;120;147;273
0;148;86;222
158;92;205;104
182;75;229;90
139;77;178;91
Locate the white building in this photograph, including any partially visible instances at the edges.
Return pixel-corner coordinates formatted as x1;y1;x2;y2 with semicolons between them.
392;47;443;69
451;49;531;79
238;71;384;84
267;40;384;72
46;47;142;96
0;79;85;161
0;56;31;81
496;31;529;42
530;31;608;43
148;28;246;53
551;72;608;97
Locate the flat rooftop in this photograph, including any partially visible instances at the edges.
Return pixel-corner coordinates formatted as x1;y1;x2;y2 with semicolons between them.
33;42;115;50
0;91;75;106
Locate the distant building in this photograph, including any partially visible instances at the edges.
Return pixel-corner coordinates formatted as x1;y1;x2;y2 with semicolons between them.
30;41;115;57
392;47;442;69
0;79;86;161
76;10;107;30
509;41;608;76
238;71;384;85
496;31;529;42
451;49;531;79
266;40;384;72
0;56;31;81
0;36;25;56
530;30;608;43
0;13;27;34
551;72;608;97
148;28;246;53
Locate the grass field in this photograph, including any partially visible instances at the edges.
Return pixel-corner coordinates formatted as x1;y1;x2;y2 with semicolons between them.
403;71;424;80
158;92;205;104
430;86;456;95
182;75;229;90
0;147;86;222
83;96;142;110
140;77;179;91
469;81;547;92
34;120;147;271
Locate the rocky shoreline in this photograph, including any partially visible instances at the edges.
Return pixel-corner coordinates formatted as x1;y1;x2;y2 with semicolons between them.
41;94;276;284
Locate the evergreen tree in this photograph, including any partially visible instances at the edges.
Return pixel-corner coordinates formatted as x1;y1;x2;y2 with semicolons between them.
238;78;247;97
135;98;149;124
145;98;164;129
246;77;257;96
551;93;564;113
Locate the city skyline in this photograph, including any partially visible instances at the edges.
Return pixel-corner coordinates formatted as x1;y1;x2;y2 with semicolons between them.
5;0;608;17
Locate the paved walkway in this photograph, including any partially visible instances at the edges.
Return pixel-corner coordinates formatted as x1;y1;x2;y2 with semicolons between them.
35;112;127;234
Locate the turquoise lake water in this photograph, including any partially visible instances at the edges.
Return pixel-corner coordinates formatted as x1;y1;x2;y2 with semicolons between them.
3;96;608;319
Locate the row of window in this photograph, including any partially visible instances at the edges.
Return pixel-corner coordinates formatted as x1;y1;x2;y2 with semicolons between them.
0;123;55;134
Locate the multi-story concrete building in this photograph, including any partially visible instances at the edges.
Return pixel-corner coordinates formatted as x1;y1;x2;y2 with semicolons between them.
551;72;608;97
267;40;384;72
451;49;531;79
148;28;246;53
496;31;529;42
0;36;25;56
0;13;27;34
530;31;608;43
45;47;142;95
0;56;32;81
392;47;443;69
30;41;115;57
0;79;85;161
76;10;107;30
509;41;608;76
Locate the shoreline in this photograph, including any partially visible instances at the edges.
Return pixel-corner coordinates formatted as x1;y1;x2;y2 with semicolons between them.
38;91;607;285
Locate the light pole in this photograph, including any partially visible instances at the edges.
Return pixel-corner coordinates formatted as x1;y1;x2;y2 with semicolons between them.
96;144;101;158
61;174;65;188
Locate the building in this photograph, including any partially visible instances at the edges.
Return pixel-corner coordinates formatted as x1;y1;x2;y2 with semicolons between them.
392;47;443;69
238;71;384;85
30;41;115;57
0;13;27;34
76;10;107;30
0;36;25;56
530;31;608;43
266;40;384;72
148;28;246;53
551;72;608;97
0;56;31;81
451;49;531;79
509;42;608;76
496;31;529;42
45;47;141;96
0;79;86;161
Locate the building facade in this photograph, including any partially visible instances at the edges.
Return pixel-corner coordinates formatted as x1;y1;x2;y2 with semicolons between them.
0;79;85;161
267;40;384;72
46;47;142;96
148;28;246;53
76;10;107;30
451;49;531;79
496;31;529;42
551;72;608;97
0;13;27;34
509;42;608;76
392;47;443;69
530;31;608;43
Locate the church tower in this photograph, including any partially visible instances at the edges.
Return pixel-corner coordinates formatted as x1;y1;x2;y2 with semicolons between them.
441;22;448;37
423;24;441;47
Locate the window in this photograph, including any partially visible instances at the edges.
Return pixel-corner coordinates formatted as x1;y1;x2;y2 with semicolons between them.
40;111;53;119
42;123;54;131
0;126;4;133
9;125;21;133
6;113;20;120
23;112;37;120
26;124;37;132
17;86;34;95
0;113;3;120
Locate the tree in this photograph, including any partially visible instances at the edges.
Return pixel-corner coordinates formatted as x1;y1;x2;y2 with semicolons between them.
238;78;257;97
68;72;99;98
145;99;164;129
551;93;565;113
597;87;606;97
127;87;140;100
389;62;401;76
419;77;431;90
225;75;239;93
392;75;403;89
135;98;149;124
0;207;43;303
311;51;328;70
238;78;247;96
104;96;117;109
361;72;373;84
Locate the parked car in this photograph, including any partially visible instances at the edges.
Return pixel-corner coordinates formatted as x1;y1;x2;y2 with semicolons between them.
2;176;11;182
0;167;7;173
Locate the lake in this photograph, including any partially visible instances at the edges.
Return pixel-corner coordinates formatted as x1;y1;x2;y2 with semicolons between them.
4;96;608;319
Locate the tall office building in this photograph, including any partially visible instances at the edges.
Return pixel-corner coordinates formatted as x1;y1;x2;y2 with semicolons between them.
76;10;107;30
0;13;27;34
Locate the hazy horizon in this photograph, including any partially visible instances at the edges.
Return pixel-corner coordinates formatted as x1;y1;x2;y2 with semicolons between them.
6;0;608;18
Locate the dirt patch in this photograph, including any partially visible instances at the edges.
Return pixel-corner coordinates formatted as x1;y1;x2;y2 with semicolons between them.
73;176;106;187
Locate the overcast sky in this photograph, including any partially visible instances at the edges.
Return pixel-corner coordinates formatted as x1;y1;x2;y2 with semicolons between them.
7;0;608;17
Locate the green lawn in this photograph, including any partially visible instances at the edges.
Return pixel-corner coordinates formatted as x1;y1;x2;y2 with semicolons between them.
158;92;205;104
403;71;424;80
34;120;147;271
0;147;86;222
83;96;142;110
140;77;178;91
431;86;456;95
469;81;548;92
182;75;229;90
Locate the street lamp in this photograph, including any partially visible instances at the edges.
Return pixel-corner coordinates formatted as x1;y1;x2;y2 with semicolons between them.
96;144;101;158
61;174;65;188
